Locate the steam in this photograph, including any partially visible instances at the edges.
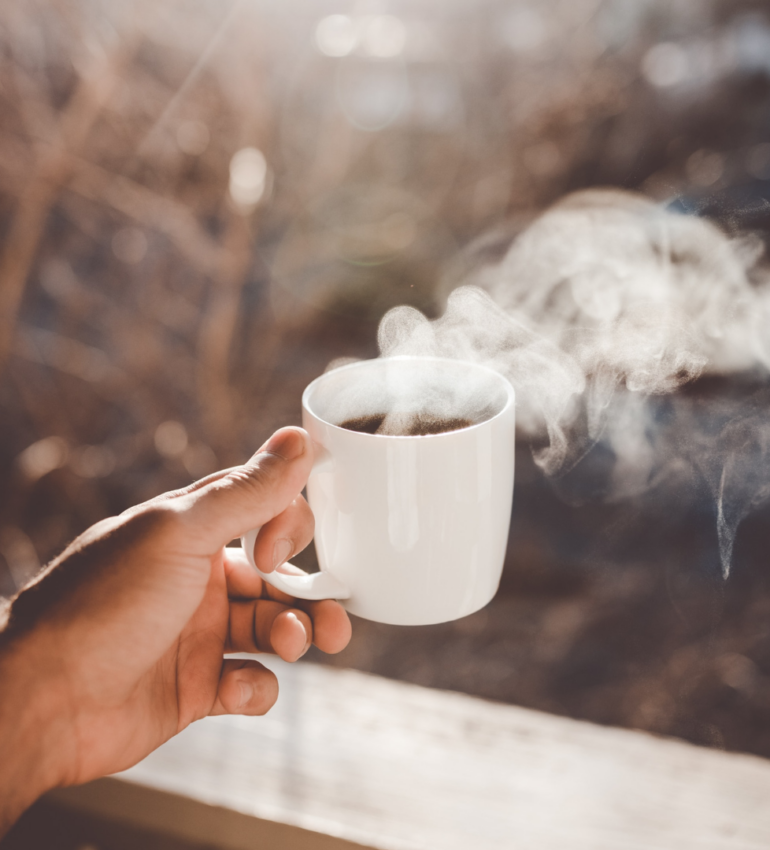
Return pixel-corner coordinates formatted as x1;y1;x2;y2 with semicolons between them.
374;189;770;577
313;356;505;435
716;406;770;573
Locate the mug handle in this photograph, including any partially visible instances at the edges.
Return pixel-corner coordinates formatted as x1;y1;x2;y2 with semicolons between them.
239;443;351;601
240;527;350;600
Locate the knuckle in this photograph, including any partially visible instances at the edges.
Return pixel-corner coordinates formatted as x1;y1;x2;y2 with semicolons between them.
125;503;183;542
239;455;285;495
294;494;314;520
254;600;285;649
205;458;283;508
297;500;315;539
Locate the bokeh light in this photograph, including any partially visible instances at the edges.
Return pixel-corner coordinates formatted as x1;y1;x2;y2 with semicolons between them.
229;146;268;210
70;445;116;478
315;14;358;57
17;437;69;482
642;42;689;88
155;421;189;459
686;149;724;187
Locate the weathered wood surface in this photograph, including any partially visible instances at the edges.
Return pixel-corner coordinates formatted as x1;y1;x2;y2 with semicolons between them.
53;656;770;850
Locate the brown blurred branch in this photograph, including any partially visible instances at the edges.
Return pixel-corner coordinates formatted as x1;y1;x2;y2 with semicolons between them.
68;161;225;274
196;211;253;461
0;37;138;376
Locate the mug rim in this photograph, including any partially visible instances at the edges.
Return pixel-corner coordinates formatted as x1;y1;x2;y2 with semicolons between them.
302;355;515;439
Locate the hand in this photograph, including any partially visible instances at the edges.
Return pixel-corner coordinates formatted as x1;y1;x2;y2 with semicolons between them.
0;427;351;832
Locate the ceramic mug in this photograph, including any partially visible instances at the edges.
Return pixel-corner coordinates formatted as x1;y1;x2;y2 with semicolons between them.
241;356;515;625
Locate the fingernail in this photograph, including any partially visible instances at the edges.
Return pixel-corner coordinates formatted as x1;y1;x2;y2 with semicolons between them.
273;538;293;570
262;428;305;461
237;679;254;710
286;612;311;659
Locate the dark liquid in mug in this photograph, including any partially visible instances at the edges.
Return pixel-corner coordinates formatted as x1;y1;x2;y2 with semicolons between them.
339;413;475;436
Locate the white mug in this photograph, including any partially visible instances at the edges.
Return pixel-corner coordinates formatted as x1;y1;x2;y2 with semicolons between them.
241;356;515;625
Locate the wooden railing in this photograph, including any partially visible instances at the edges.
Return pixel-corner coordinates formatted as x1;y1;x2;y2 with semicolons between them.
50;656;770;849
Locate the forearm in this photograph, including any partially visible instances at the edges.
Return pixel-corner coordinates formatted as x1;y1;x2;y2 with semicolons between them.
0;622;67;836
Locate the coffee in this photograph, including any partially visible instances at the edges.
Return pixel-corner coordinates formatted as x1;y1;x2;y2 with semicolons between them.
339;413;475;436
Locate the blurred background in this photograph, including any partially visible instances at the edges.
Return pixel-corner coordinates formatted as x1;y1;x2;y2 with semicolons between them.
2;0;770;768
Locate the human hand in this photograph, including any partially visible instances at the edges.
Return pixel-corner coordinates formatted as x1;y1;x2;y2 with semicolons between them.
0;427;351;831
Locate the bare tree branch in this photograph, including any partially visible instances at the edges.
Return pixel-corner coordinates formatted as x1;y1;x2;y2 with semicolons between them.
0;33;139;375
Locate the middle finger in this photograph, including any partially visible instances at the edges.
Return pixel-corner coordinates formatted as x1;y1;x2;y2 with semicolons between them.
227;597;313;661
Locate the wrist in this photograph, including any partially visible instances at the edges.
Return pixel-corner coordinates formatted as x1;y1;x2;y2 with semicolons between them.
0;627;71;835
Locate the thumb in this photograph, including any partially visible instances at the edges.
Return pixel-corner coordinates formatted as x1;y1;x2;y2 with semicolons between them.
179;427;313;551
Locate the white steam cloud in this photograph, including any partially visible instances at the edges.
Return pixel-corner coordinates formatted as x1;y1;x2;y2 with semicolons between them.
374;189;770;577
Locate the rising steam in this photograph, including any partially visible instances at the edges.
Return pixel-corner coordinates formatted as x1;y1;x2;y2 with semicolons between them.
374;189;770;577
